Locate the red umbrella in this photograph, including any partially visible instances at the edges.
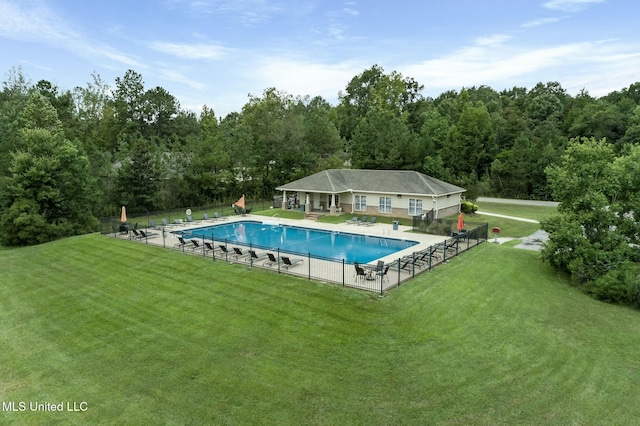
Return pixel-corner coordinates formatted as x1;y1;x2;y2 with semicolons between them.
121;206;127;223
457;212;464;231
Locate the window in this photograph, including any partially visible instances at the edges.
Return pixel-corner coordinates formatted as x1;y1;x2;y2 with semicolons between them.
409;198;423;216
354;195;366;211
379;197;391;213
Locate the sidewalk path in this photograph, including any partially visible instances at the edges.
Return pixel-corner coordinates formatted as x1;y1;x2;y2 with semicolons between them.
476;211;539;224
478;197;559;208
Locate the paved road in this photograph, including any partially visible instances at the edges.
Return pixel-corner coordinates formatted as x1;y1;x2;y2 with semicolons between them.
477;197;559;208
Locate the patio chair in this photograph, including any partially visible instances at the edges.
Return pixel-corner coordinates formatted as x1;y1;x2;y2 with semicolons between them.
354;264;367;281
281;256;303;270
345;216;358;225
376;265;390;282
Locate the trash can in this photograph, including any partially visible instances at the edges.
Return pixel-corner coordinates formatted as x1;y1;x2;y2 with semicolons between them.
301;205;305;212
392;220;399;231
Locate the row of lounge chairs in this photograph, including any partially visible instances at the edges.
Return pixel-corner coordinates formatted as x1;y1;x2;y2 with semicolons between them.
148;212;229;229
172;237;303;270
344;216;377;226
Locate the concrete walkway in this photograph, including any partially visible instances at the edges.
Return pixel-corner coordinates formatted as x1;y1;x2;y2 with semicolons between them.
477;197;559;207
476;211;539;224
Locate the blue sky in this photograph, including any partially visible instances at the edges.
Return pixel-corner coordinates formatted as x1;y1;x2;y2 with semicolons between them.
1;0;638;117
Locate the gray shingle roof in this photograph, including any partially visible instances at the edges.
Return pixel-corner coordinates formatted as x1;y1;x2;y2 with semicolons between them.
276;169;465;196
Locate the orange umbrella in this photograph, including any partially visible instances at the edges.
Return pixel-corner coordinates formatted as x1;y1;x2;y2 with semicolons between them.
234;194;245;209
457;212;464;231
120;206;127;223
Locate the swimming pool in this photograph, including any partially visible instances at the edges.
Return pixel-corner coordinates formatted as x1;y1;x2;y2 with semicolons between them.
180;220;418;264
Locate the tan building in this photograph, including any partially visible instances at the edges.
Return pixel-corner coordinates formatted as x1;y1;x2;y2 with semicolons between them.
276;169;466;219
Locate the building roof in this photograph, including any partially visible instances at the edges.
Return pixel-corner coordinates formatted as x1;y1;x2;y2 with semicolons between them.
276;169;465;196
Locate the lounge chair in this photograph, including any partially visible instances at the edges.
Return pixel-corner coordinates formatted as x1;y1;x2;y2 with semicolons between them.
398;256;424;271
173;218;185;226
356;216;368;225
263;253;281;267
202;213;217;222
204;242;216;254
139;230;158;239
345;216;358;225
188;239;201;251
246;250;267;262
174;236;187;249
231;247;249;260
161;218;176;228
213;212;228;221
149;220;160;229
131;229;142;239
364;217;377;226
186;215;201;224
217;245;230;258
281;256;303;270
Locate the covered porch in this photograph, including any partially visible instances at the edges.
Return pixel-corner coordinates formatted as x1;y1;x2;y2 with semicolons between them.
280;190;347;216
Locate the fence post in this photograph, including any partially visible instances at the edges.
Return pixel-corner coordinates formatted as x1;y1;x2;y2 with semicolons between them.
276;248;281;273
307;253;311;280
211;230;215;261
342;259;345;287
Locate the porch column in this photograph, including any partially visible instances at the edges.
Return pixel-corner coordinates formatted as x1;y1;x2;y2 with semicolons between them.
305;193;311;213
329;193;336;215
281;190;287;210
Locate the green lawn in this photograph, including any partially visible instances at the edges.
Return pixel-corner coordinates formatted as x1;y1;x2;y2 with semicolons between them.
2;234;640;425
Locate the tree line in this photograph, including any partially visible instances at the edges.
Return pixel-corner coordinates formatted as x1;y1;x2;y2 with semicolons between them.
1;65;640;247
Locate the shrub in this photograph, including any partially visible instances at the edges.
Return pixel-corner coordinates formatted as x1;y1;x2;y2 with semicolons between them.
584;262;640;306
461;201;478;214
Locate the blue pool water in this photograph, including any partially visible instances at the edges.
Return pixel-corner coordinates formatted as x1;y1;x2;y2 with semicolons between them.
180;220;418;263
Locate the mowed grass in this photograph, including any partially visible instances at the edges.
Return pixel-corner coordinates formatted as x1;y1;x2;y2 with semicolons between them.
2;235;640;425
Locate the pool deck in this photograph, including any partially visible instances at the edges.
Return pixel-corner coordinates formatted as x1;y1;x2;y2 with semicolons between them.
113;214;473;293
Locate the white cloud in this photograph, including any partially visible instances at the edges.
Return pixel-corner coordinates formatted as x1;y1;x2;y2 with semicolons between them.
0;1;145;68
542;0;605;13
150;41;228;60
250;56;366;101
399;38;638;97
521;17;563;28
343;7;358;16
473;34;511;46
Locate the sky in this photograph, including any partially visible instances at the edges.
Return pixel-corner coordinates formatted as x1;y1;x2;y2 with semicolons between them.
1;0;639;118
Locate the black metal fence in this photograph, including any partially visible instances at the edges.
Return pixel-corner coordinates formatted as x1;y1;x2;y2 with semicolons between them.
105;219;489;295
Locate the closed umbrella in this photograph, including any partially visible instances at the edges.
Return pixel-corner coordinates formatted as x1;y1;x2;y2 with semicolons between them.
457;212;464;231
121;206;127;223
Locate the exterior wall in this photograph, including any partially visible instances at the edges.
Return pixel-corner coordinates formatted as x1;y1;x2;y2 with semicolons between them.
343;192;462;218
